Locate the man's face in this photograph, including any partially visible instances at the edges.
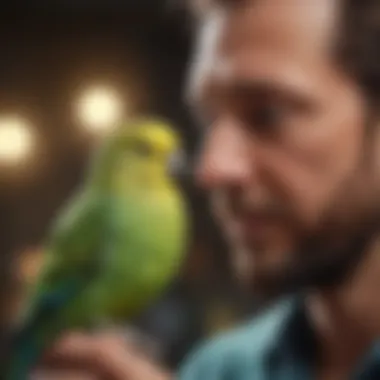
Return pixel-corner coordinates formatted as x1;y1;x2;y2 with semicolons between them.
188;0;380;296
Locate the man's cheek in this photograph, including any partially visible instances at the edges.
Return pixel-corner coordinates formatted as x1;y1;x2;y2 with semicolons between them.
275;170;333;233
260;152;323;231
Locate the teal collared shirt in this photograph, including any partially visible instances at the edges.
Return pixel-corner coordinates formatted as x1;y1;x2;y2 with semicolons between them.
177;297;380;380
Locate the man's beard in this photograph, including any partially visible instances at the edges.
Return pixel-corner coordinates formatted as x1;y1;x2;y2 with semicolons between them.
242;202;380;302
231;166;380;301
253;231;373;300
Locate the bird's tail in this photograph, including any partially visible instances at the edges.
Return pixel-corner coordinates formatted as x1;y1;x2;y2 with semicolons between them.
2;321;48;380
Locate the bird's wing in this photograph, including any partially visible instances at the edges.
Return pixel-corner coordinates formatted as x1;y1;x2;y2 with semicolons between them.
19;191;110;327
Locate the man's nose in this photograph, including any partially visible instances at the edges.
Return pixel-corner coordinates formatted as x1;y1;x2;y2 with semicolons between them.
196;118;251;189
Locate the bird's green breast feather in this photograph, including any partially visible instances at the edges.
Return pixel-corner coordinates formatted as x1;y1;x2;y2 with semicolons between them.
53;188;187;324
22;186;188;328
100;189;188;317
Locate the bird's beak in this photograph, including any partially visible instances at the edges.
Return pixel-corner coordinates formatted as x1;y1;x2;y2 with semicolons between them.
167;149;192;181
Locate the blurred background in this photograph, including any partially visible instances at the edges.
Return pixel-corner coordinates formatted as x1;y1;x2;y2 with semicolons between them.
0;0;255;370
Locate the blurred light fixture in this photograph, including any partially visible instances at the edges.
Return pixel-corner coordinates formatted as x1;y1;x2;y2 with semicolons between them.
0;115;35;166
76;85;124;134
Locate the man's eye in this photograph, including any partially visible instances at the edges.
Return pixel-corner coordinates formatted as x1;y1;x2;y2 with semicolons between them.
244;103;290;133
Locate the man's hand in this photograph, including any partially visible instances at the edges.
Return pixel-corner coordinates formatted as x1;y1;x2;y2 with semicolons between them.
32;331;173;380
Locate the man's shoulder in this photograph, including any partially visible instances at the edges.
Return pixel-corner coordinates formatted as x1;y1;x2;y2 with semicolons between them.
177;298;296;380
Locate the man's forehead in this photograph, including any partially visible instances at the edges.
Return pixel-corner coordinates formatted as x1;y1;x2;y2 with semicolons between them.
185;0;340;104
188;52;327;104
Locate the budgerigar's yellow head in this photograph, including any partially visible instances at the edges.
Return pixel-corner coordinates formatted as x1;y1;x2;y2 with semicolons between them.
109;117;185;191
121;118;181;157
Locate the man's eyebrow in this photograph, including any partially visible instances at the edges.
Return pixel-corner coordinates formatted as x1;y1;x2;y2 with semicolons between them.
228;78;316;102
183;77;319;126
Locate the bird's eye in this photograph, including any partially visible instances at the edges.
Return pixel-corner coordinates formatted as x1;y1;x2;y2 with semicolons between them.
133;141;152;157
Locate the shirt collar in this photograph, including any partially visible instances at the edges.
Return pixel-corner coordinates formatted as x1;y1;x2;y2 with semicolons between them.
264;295;316;372
264;295;380;378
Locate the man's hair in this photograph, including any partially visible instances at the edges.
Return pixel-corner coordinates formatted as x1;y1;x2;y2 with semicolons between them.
188;0;380;108
339;0;380;108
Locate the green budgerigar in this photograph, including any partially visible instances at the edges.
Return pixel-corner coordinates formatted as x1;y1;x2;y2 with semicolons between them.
6;117;188;380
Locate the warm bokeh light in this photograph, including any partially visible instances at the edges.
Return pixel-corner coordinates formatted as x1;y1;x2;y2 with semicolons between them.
0;116;35;166
76;85;124;134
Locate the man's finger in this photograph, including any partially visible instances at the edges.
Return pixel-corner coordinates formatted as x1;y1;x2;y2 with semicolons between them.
31;369;97;380
37;332;133;379
40;332;99;365
36;331;171;380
